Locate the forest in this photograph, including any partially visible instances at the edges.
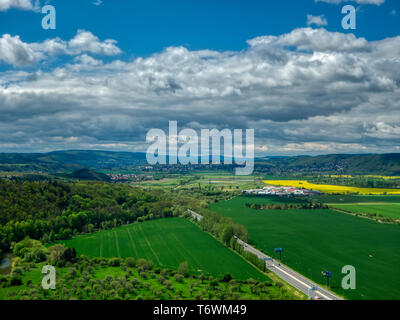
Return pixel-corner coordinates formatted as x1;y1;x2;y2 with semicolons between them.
0;180;180;254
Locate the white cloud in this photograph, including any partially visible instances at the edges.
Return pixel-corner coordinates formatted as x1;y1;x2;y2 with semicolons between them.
68;30;121;56
93;0;102;6
0;0;38;11
0;34;37;66
248;28;369;52
307;14;328;27
391;9;397;16
0;30;122;67
315;0;385;5
0;28;399;154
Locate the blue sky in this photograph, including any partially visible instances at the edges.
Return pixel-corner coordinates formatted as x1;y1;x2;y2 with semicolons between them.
0;0;399;155
1;0;399;58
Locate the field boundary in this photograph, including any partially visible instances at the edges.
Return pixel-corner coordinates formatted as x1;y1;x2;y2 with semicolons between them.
329;207;400;225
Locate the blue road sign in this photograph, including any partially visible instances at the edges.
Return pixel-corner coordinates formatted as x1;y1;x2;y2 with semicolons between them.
321;271;332;277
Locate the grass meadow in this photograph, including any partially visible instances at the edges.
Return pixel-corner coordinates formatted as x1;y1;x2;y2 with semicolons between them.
329;203;400;220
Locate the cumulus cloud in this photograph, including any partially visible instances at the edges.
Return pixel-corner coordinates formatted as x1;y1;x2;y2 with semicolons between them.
307;14;328;27
0;0;38;11
248;28;370;53
315;0;385;5
0;28;399;154
0;34;38;66
0;30;122;67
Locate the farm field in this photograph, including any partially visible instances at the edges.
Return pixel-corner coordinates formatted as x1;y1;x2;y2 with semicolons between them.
210;196;400;300
310;194;400;203
264;180;400;195
329;203;400;220
130;172;264;191
57;218;269;281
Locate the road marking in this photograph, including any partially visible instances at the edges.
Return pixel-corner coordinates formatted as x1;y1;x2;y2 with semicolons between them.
272;264;332;300
239;241;333;300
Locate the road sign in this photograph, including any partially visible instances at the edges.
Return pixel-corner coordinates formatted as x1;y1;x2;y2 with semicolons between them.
321;271;332;277
321;271;332;287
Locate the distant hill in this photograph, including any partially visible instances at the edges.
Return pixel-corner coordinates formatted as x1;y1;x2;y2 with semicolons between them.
0;150;147;173
255;153;400;175
66;169;111;182
0;150;399;175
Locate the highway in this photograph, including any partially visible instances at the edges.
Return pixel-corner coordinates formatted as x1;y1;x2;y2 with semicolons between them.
188;209;343;300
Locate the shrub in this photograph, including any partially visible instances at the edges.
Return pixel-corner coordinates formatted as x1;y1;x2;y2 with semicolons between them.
221;273;232;282
125;257;135;268
108;258;122;267
174;274;184;283
178;261;189;277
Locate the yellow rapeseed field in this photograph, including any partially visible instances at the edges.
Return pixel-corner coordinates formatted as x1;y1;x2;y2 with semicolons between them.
364;175;400;180
263;180;400;195
323;175;353;178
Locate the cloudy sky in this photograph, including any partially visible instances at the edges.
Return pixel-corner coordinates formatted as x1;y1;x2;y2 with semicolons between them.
0;0;399;155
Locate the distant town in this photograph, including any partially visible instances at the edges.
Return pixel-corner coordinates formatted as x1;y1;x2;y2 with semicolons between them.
243;186;322;196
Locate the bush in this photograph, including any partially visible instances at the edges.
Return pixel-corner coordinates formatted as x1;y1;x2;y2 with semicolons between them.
8;275;23;287
178;261;189;277
48;244;76;266
108;258;122;267
174;274;184;283
137;259;153;270
221;273;232;282
125;257;135;268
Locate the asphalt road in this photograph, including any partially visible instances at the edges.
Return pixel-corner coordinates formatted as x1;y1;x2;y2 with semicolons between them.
188;209;344;300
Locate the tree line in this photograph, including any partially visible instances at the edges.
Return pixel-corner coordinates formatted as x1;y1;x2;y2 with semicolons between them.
198;211;248;245
245;202;328;210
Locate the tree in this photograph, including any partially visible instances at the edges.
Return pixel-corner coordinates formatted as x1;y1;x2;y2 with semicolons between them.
222;273;232;282
49;244;68;266
125;257;135;268
178;261;189;277
221;225;234;245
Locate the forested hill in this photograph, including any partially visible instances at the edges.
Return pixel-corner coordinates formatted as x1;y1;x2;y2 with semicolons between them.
256;153;400;175
0;150;147;172
0;150;399;175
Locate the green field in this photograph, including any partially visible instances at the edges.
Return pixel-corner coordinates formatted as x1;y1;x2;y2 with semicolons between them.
131;172;265;191
57;218;268;281
311;194;400;204
330;203;400;220
210;196;400;300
